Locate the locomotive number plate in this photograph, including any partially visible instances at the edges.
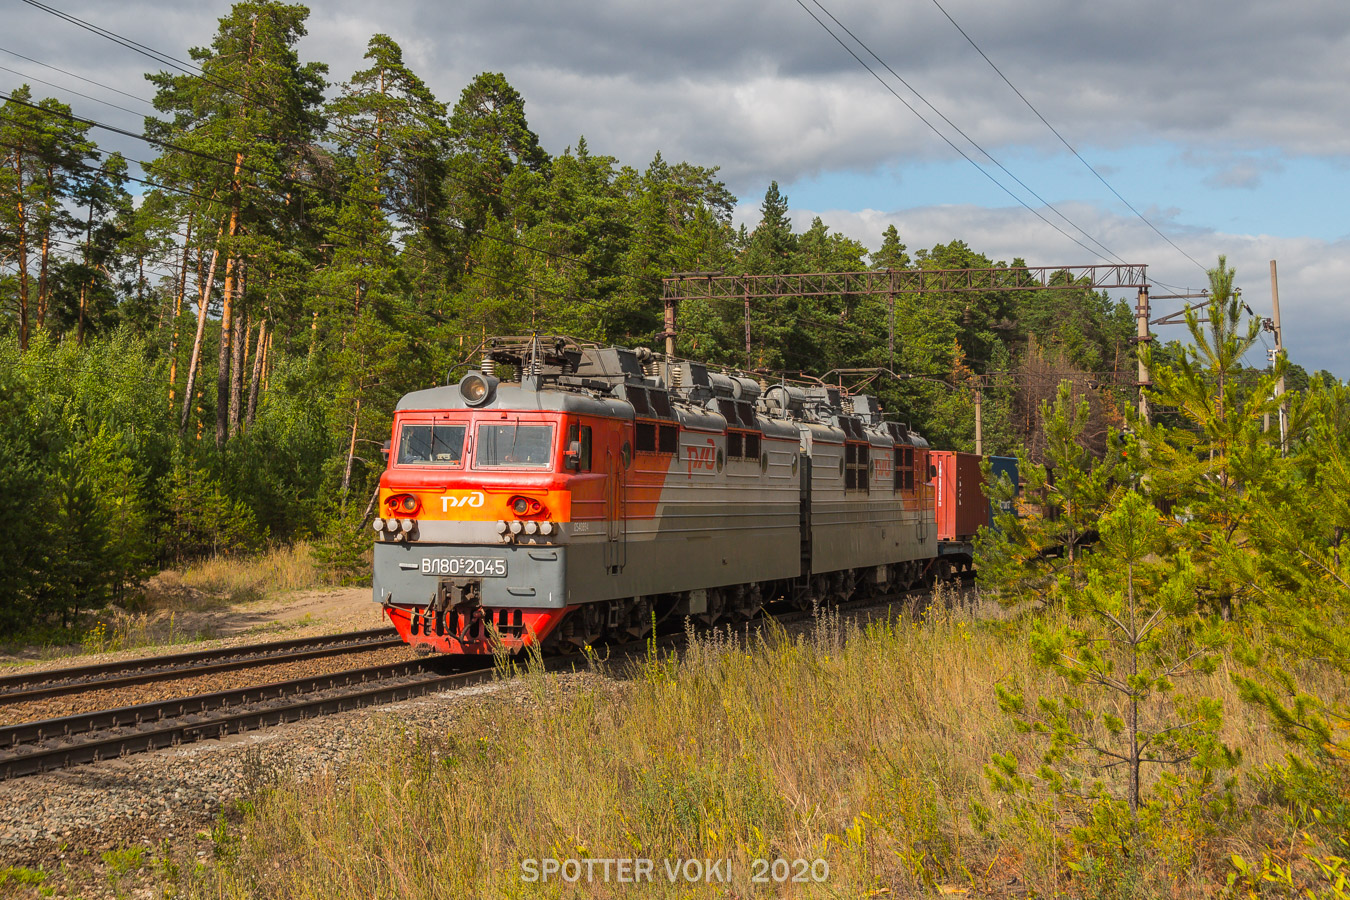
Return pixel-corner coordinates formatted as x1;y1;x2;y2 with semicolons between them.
420;557;507;577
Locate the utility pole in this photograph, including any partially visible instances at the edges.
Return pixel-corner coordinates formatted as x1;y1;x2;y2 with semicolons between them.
1269;260;1287;454
1135;285;1151;425
887;269;896;372
663;297;677;358
974;385;983;456
744;282;752;369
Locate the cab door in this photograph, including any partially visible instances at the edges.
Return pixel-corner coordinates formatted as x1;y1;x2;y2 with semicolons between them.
604;435;627;573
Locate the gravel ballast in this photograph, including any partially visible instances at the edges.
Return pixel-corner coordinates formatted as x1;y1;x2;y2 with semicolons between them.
0;671;596;899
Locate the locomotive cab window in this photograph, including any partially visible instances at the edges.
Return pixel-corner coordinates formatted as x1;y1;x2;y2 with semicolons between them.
475;423;555;468
397;424;466;466
565;423;592;471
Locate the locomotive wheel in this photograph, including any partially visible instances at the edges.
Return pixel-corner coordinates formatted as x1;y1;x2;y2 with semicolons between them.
832;569;856;604
556;603;604;649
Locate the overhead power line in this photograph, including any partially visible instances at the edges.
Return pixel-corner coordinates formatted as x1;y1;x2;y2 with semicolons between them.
806;0;1128;268
0;90;594;274
0;106;607;314
0;64;148;120
18;0;209;84
0;44;158;109
791;0;1115;264
925;0;1209;276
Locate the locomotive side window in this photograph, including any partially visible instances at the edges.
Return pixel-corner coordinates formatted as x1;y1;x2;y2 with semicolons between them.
845;442;870;492
636;421;678;455
397;424;466;466
475;424;555;468
635;421;657;452
894;446;916;491
724;431;761;460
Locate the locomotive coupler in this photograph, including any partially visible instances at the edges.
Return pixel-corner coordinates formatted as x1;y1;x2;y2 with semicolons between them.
436;578;486;643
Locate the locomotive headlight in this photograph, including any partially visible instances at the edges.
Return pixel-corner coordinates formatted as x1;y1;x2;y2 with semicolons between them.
509;520;524;535
400;518;415;533
539;521;555;536
496;520;510;534
512;497;529;515
458;371;499;407
524;520;539;535
386;493;421;516
372;518;385;532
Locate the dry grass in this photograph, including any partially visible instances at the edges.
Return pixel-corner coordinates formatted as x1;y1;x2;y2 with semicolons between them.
35;544;338;659
180;596;1347;899
147;542;333;609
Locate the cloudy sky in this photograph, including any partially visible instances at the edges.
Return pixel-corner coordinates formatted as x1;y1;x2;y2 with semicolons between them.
5;0;1348;375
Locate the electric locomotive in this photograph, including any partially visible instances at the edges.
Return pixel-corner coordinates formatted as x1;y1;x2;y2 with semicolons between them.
372;336;940;655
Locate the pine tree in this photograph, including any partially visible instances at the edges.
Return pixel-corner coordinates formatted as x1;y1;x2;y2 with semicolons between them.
870;224;910;270
1140;255;1285;619
145;0;327;448
977;380;1120;608
0;87;96;346
989;491;1231;851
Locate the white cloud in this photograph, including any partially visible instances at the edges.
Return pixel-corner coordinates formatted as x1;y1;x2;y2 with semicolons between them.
15;0;1350;190
7;1;1347;374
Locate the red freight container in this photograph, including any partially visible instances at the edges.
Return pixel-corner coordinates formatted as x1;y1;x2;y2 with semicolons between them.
931;450;986;541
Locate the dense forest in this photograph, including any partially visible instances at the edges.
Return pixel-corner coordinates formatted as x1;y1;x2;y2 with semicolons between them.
0;1;1326;636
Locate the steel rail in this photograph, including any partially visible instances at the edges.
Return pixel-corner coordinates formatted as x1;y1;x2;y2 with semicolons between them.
0;573;978;779
0;628;402;703
0;659;492;779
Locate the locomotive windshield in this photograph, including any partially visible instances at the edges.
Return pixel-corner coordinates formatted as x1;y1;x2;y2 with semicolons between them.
475;423;554;468
397;424;466;466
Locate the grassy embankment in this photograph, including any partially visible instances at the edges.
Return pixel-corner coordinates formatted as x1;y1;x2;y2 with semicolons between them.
179;592;1347;899
0;543;342;660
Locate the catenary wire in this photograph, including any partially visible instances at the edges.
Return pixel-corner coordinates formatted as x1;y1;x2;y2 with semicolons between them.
791;0;1111;264
807;0;1128;268
9;10;1199;354
0;64;150;120
925;0;1210;276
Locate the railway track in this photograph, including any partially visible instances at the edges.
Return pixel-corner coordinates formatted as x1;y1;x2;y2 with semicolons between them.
0;577;973;780
0;628;404;704
0;657;491;779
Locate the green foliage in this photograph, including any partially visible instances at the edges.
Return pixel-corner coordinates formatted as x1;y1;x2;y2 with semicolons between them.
160;455;263;564
0;7;1234;645
987;257;1350;892
977;380;1121;607
990;493;1233;841
1141;255;1286;620
312;502;374;586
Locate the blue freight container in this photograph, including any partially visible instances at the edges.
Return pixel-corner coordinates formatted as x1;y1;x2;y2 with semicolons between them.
987;455;1020;526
